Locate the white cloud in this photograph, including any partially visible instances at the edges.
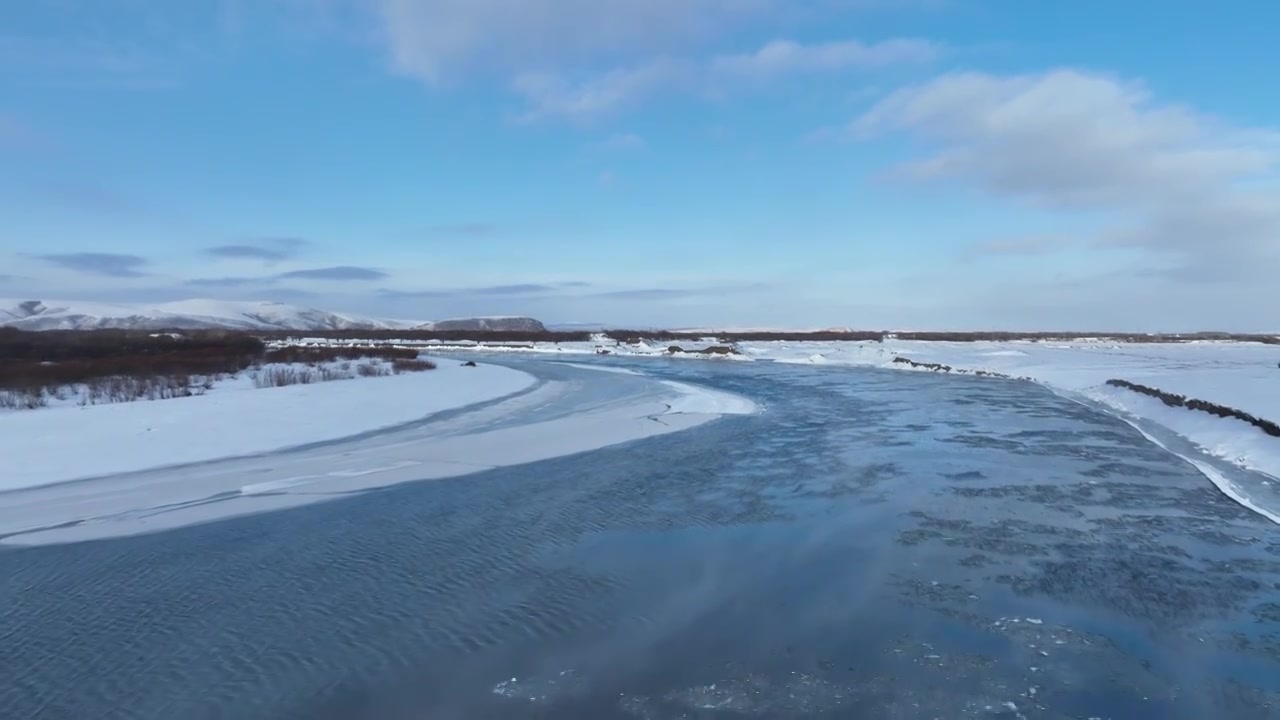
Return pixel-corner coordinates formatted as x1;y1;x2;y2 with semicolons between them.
856;69;1280;282
602;132;647;150
514;37;935;122
512;59;693;122
376;0;766;85
372;0;934;120
711;38;937;77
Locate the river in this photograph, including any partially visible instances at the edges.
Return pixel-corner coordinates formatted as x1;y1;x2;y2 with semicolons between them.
2;357;1278;718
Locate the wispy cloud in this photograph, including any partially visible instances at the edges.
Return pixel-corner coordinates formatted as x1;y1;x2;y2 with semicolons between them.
205;237;308;261
427;223;498;237
186;265;391;286
590;288;693;300
371;0;935;121
514;37;936;122
378;280;761;301
34;252;149;278
375;0;767;86
959;234;1069;261
0;113;48;150
602;132;646;149
184;276;273;288
39;181;141;217
0;30;184;91
276;266;389;281
380;281;592;298
590;283;767;300
710;38;938;77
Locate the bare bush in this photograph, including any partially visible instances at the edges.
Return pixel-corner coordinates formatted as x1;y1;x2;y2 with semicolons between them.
358;362;392;377
0;329;439;409
318;365;355;382
1107;379;1280;437
0;389;47;409
257;329;591;344
79;374;197;405
263;345;419;364
253;363;358;388
392;358;436;374
0;328;263;406
254;367;309;389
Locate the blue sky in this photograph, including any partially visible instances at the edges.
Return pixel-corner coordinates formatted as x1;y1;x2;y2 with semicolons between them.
2;0;1278;330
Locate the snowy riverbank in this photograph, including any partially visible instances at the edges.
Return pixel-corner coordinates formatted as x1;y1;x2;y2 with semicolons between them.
757;340;1280;481
0;358;535;492
332;336;1280;492
0;360;757;545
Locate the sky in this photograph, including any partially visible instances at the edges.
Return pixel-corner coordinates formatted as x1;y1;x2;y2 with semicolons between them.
2;0;1278;331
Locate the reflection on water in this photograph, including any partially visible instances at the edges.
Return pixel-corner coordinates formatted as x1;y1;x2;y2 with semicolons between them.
2;359;1279;719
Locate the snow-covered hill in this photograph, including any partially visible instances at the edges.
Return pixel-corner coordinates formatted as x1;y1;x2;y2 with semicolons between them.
430;316;546;332
0;299;545;333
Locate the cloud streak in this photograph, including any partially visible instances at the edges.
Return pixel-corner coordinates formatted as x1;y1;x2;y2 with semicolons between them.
34;252;149;278
711;38;938;77
187;266;390;286
427;223;498;237
379;281;592;298
376;0;767;85
276;266;390;281
205;237;308;261
515;37;936;122
959;234;1070;262
184;277;273;288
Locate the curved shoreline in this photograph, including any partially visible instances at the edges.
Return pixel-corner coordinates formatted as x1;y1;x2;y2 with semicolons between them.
0;360;756;547
486;340;1280;524
1054;389;1280;526
0;358;538;493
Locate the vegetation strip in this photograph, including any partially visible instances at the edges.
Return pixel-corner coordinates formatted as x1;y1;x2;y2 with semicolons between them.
1106;379;1280;438
604;330;1279;345
0;328;435;409
257;328;1279;345
890;356;1027;380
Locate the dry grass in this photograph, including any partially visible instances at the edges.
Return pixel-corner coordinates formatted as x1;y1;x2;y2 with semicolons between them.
252;364;361;389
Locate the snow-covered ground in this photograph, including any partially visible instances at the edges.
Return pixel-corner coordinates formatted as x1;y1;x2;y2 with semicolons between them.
0;361;756;545
0;298;421;331
322;335;1280;518
0;297;545;332
0;358;535;492
752;340;1280;479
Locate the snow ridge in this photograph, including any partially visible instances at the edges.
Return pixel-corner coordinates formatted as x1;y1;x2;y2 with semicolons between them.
0;299;546;333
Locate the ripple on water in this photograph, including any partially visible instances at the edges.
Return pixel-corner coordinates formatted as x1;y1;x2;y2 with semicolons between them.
2;361;1280;719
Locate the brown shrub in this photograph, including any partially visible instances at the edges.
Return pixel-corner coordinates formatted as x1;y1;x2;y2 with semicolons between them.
258;329;592;343
263;345;417;364
392;358;436;373
0;389;47;409
254;367;309;388
0;329;263;399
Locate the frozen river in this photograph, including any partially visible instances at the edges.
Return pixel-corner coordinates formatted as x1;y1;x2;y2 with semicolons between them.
2;357;1279;718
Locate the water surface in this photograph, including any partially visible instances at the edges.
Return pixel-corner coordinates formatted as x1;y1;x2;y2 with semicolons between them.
3;358;1279;719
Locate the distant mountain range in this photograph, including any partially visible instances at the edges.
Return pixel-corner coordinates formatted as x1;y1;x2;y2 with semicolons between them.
0;299;546;333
